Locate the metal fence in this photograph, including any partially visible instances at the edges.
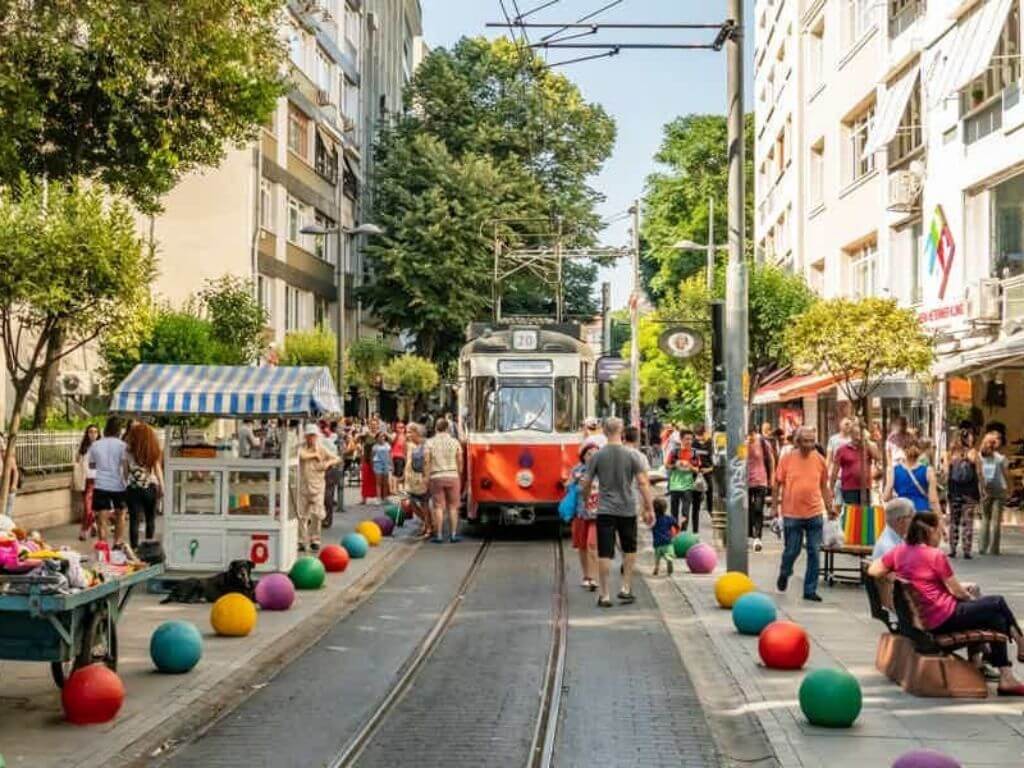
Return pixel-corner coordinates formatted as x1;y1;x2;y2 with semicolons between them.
12;431;80;475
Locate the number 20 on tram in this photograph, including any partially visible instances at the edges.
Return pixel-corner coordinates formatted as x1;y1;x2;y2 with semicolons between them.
458;327;596;525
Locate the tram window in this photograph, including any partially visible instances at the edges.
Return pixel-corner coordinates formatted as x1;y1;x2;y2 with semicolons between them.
498;386;552;432
470;377;496;432
555;377;581;432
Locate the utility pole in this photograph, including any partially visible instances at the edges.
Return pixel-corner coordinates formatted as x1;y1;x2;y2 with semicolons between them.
629;199;641;429
601;281;611;415
724;0;748;574
705;196;715;432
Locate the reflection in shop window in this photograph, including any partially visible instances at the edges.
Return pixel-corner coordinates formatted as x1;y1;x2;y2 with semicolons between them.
993;173;1024;278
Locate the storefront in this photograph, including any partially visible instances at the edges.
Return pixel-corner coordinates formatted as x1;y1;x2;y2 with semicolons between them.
111;364;341;573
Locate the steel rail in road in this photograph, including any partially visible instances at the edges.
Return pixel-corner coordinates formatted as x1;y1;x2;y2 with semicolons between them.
328;539;493;768
528;536;568;768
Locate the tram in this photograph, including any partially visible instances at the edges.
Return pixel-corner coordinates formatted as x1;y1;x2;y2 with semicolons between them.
458;325;596;525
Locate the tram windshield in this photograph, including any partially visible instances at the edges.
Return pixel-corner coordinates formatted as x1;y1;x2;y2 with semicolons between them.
498;386;553;433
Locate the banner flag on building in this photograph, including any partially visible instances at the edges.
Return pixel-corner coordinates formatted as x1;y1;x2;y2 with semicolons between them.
926;205;955;300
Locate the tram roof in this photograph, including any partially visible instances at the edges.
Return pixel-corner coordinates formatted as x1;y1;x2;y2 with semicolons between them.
462;328;594;358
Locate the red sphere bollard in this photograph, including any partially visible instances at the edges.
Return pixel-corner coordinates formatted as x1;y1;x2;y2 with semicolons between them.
62;663;125;724
758;620;810;670
319;544;350;573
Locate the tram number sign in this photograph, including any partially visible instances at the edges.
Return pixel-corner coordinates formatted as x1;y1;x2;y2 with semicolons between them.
596;356;629;383
658;327;704;359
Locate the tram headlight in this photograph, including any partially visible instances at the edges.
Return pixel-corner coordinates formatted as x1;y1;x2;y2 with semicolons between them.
515;469;534;488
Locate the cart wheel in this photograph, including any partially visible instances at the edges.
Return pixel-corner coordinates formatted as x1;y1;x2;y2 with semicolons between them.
50;659;76;688
75;607;119;672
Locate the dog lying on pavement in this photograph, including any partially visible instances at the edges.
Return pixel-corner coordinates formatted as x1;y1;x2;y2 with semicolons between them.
160;559;256;604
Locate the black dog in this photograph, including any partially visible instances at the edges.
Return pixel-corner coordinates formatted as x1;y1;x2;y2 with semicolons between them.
161;559;256;604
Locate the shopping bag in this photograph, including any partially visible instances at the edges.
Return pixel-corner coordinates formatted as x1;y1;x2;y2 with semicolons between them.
823;517;845;548
558;482;579;523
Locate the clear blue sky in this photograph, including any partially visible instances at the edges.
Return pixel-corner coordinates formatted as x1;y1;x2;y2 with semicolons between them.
421;0;755;310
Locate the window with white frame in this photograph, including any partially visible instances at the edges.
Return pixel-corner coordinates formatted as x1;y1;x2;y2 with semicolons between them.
344;3;360;60
260;180;274;232
288;196;311;247
843;0;875;48
889;80;923;166
776;208;790;259
775;126;786;179
314;211;336;264
288;105;310;160
316;48;333;93
960;4;1020;145
257;274;273;325
289;25;305;70
848;241;878;298
342;76;359;125
284;286;303;331
808;18;825;91
809;139;825;208
845;104;875;183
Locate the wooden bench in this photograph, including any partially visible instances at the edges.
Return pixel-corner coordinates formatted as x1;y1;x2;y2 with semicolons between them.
821;544;873;586
865;573;1005;698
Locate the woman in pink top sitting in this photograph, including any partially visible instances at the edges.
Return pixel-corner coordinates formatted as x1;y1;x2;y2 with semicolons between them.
869;511;1024;695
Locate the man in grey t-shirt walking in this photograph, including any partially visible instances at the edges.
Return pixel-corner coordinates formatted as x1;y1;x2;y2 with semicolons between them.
581;417;655;607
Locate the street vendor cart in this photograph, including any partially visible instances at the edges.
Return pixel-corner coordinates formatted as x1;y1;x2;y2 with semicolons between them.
110;364;340;574
0;563;163;687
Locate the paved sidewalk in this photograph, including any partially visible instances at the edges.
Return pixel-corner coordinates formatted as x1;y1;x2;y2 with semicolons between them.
0;492;418;768
662;522;1024;768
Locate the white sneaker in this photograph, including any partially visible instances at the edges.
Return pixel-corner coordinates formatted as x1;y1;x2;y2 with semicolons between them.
753;538;763;553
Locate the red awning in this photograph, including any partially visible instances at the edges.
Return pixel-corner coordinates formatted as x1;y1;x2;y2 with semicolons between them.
753;373;838;406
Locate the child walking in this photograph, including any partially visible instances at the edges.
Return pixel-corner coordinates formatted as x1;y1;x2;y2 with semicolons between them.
652;497;675;576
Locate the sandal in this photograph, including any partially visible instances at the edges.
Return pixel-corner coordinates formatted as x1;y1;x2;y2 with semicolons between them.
597;597;613;608
617;591;636;604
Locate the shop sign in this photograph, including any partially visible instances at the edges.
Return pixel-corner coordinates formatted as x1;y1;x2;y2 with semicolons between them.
918;303;965;326
596;356;629;383
926;205;955;300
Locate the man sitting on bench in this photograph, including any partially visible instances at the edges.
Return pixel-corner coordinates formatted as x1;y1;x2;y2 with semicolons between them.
868;511;1024;696
873;498;915;559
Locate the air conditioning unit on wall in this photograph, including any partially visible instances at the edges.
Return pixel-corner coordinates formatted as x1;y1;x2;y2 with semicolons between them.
58;371;97;397
965;278;1001;323
888;169;923;213
316;88;333;107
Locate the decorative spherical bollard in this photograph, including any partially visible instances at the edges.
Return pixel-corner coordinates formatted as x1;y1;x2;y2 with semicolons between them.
62;664;125;724
319;544;350;573
799;668;862;728
341;532;369;559
758;621;811;670
373;515;396;537
732;592;778;636
150;620;203;673
399;498;414;523
386;502;404;526
210;593;258;637
685;542;718;573
289;556;326;590
714;571;756;608
255;572;296;610
356;520;383;546
672;532;700;559
892;749;962;768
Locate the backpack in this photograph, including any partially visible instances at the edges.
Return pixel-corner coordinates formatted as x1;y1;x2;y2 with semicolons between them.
950;457;974;485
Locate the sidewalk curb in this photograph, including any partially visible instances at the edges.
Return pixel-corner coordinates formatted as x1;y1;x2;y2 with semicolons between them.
108;538;421;768
645;572;780;768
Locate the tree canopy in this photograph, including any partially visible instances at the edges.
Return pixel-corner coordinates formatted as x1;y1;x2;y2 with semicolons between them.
280;328;336;375
197;275;268;366
785;297;934;416
640;114;754;303
361;37;616;363
0;0;286;212
382;354;439;419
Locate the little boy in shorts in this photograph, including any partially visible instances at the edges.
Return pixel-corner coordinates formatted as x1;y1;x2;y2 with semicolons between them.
652;496;675;576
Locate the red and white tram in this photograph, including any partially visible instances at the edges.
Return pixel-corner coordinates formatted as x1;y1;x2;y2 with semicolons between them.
458;326;596;525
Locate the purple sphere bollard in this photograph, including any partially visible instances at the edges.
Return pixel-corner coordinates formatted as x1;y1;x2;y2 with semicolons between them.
254;572;296;611
892;750;962;768
685;542;718;574
373;515;395;537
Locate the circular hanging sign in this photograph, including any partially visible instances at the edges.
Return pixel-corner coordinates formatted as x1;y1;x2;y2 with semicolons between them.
658;327;704;359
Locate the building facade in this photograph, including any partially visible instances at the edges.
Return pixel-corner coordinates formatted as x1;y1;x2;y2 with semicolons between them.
149;0;423;354
754;0;1024;445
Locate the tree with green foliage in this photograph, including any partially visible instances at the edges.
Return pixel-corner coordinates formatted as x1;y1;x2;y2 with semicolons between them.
346;337;391;399
281;329;337;373
0;0;286;213
382;355;440;420
672;261;817;403
784;297;934;419
197;276;268;365
0;178;154;510
362;37;616;363
640;114;754;302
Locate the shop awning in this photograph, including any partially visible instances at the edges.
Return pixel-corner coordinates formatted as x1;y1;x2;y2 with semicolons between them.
110;365;341;418
933;0;1014;100
933;332;1024;377
864;66;919;155
752;373;837;406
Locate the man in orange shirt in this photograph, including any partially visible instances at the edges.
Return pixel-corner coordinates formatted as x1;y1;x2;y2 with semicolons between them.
772;426;835;602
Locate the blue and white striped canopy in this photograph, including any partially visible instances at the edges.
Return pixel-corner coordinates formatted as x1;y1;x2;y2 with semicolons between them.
110;365;341;417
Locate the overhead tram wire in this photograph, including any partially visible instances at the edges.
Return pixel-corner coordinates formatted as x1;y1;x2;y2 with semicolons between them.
540;0;626;43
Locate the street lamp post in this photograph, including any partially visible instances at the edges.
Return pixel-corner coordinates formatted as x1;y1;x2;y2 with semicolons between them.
301;221;383;517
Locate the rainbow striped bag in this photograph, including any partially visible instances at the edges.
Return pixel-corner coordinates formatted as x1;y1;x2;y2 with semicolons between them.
841;504;885;547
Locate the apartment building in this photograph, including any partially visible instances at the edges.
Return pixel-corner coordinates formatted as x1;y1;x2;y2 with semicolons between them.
754;0;1024;440
149;0;423;352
